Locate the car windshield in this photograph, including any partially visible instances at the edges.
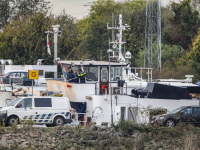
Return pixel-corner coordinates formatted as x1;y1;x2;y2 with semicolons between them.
167;106;185;114
7;98;22;106
2;72;10;77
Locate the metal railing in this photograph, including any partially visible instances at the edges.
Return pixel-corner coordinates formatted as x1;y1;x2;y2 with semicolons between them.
71;113;88;125
1;78;23;85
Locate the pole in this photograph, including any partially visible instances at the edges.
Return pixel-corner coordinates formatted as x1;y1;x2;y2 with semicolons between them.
54;28;58;78
32;79;33;96
109;53;113;125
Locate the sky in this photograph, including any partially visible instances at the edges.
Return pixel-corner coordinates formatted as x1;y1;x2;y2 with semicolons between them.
48;0;179;19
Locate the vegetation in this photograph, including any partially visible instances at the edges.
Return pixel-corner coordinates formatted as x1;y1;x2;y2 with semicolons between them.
0;0;200;81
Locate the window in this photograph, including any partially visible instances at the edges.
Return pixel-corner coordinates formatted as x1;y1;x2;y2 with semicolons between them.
111;67;122;81
8;98;22;106
21;72;28;78
39;70;44;76
193;108;200;114
181;108;192;114
34;98;52;107
101;67;108;82
17;98;32;108
84;66;98;81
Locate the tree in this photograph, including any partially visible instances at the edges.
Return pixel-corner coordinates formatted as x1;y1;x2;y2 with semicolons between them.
163;0;200;50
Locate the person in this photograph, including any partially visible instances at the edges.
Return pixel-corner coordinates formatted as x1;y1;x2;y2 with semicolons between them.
67;67;73;81
72;70;79;83
78;68;86;83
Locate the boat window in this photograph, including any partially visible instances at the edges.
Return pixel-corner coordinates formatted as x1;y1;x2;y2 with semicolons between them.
101;67;108;82
83;66;98;81
62;64;71;78
111;67;122;81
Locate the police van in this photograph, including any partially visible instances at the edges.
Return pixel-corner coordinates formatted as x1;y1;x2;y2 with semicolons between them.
0;96;72;126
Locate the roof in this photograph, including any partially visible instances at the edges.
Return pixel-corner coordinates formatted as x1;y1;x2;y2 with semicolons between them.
6;70;27;73
58;60;127;66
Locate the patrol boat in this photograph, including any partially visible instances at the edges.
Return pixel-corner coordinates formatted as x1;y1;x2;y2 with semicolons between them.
46;14;199;125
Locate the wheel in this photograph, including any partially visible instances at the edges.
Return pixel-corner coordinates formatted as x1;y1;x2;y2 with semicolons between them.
53;116;64;126
165;119;175;127
24;82;32;86
7;116;18;126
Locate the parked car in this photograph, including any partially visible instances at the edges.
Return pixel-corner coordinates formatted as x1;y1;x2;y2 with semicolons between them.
0;70;34;86
151;106;200;127
0;96;72;126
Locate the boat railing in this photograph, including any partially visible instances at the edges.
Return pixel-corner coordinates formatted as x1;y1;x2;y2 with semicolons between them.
129;67;153;82
95;82;128;95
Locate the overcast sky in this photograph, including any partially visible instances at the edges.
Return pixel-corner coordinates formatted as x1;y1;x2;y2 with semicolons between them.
48;0;179;19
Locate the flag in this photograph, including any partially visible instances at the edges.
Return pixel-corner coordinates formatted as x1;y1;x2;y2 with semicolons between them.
47;34;51;55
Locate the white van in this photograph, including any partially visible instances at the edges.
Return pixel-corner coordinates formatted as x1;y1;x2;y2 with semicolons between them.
0;96;72;126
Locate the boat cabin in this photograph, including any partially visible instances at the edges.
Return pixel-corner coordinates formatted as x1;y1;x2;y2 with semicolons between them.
59;60;128;95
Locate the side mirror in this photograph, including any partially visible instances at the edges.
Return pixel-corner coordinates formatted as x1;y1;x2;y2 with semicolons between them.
16;103;22;108
180;112;184;115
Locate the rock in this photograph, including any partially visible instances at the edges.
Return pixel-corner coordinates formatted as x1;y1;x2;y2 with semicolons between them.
99;140;105;146
61;130;68;135
70;147;77;150
18;141;30;148
20;139;27;142
0;141;8;147
78;138;83;144
6;140;14;144
90;125;98;131
113;132;122;138
132;132;141;141
29;133;40;138
132;130;141;141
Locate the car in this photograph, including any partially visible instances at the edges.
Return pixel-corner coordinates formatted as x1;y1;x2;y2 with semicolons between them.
0;96;72;126
151;106;200;127
0;70;34;86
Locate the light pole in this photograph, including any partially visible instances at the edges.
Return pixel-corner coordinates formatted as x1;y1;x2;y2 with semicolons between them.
107;49;113;125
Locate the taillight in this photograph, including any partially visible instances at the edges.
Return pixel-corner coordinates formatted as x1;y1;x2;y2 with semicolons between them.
70;109;71;115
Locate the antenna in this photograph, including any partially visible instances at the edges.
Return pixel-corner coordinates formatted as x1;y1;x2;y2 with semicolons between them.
144;0;161;70
107;14;130;61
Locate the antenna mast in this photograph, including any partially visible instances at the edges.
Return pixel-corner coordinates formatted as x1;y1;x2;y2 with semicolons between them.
144;0;161;70
107;14;129;61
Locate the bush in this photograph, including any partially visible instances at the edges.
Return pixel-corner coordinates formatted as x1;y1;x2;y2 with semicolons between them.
112;120;145;136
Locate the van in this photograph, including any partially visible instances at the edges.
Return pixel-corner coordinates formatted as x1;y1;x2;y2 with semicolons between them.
0;96;72;126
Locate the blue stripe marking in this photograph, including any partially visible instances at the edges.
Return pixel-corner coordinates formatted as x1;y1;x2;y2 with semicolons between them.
40;114;46;119
35;115;40;119
46;114;52;119
66;112;69;117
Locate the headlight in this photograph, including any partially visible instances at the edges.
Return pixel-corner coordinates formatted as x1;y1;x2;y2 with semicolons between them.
0;110;7;114
159;116;164;120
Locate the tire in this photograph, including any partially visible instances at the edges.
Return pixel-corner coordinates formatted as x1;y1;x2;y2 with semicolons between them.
53;116;64;126
7;116;18;126
165;119;175;127
24;82;32;86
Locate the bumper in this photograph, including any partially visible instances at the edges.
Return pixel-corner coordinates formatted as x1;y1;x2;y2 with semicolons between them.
151;119;164;126
0;113;7;122
65;119;72;124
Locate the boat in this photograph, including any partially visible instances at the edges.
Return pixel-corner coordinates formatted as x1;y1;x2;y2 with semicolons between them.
46;14;200;125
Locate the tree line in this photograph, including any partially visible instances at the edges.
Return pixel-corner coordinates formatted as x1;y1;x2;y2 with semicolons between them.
0;0;200;81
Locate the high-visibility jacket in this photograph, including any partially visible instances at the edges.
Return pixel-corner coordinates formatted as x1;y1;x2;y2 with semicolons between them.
78;72;86;77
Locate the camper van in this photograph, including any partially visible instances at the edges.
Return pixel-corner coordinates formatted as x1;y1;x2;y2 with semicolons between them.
0;96;72;126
